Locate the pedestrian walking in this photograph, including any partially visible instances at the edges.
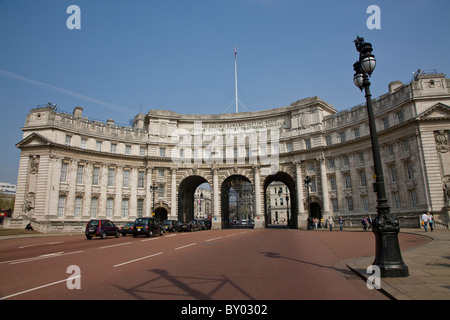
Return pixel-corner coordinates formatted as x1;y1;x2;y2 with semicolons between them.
428;213;434;232
338;216;344;231
327;216;333;231
421;213;429;231
361;216;368;231
368;215;373;230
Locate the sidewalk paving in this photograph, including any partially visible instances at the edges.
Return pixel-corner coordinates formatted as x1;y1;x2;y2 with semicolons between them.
347;228;450;300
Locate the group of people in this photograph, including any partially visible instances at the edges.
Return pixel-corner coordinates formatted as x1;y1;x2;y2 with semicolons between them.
421;213;435;232
310;216;345;232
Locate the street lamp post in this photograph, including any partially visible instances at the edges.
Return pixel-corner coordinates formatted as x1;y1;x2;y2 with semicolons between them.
149;183;158;217
304;176;312;229
353;36;409;277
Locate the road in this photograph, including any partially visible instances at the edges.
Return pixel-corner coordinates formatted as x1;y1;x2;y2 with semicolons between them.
0;228;428;300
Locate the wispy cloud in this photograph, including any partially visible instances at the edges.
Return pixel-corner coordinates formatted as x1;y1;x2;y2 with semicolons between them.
0;69;134;115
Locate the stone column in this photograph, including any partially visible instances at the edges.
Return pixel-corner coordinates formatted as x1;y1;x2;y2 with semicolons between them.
319;154;331;215
170;168;177;220
211;167;221;230
145;167;153;217
295;161;308;229
253;165;265;229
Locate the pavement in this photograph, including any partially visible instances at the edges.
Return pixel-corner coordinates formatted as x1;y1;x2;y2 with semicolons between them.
347;228;450;300
1;227;449;300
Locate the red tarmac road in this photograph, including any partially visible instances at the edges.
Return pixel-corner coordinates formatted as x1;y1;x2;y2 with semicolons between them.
0;228;428;300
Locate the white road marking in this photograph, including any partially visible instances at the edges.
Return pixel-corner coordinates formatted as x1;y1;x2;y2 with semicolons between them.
174;243;197;250
0;275;82;300
113;252;164;268
99;242;131;249
206;237;222;242
140;237;161;242
19;242;63;249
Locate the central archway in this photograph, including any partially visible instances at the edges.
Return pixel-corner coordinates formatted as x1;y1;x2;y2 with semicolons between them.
263;171;298;229
221;175;253;229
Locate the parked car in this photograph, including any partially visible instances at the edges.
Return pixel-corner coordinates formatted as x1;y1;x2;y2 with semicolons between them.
179;220;193;232
163;220;178;233
85;219;120;240
132;217;164;237
189;219;202;231
120;221;134;236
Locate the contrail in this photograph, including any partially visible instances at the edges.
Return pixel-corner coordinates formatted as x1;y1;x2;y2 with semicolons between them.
0;69;134;115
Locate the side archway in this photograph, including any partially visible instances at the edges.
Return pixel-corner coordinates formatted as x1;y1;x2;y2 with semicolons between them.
263;171;297;229
221;175;253;229
178;175;210;221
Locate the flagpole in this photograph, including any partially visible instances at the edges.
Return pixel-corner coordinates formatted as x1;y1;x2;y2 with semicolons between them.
234;45;238;113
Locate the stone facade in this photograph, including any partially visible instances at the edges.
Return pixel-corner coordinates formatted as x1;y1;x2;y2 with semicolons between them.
9;73;450;232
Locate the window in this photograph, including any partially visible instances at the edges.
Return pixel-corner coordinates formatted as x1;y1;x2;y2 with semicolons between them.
108;168;115;186
122;199;129;218
106;198;114;218
65;135;71;146
397;110;404;123
60;162;68;183
346;197;354;211
382;117;389;130
388;144;395;156
353;128;360;139
90;198;98;218
343;155;349;166
361;196;369;211
325;135;332;146
305;138;311;149
96;141;102;152
310;178;317;192
123;169;130;187
140;147;146;156
329;176;336;191
390;167;398;182
332;199;338;212
125;145;131;155
286;142;293;152
58;195;66;218
393;192;400;209
74;196;82;218
359;171;367;187
327;158;335;170
344;175;352;189
92;166;100;185
138;171;145;188
81;138;87;149
158;185;164;198
340;132;346;143
307;162;315;173
160;147;166;157
158;169;165;178
76;165;84;184
405;163;414;180
409;190;417;207
137;199;144;218
111;143;117;153
358;152;364;164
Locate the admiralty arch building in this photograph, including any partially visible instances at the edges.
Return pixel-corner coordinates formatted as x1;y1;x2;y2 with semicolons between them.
9;72;450;232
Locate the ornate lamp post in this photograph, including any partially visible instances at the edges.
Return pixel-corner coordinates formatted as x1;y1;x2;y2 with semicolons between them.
353;36;408;277
304;176;312;229
149;183;158;216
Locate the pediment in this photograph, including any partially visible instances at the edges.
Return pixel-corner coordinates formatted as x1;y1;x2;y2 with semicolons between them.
16;132;52;148
416;103;450;120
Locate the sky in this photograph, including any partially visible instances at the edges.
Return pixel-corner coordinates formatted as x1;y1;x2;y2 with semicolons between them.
0;0;449;184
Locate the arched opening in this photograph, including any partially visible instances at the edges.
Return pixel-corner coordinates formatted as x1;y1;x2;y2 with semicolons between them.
178;176;211;222
263;171;297;229
221;175;254;229
154;207;168;222
310;202;322;220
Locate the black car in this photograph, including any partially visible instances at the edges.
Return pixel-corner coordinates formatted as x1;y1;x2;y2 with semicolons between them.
120;221;134;236
163;220;178;233
132;217;164;237
85;219;120;240
179;220;194;232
